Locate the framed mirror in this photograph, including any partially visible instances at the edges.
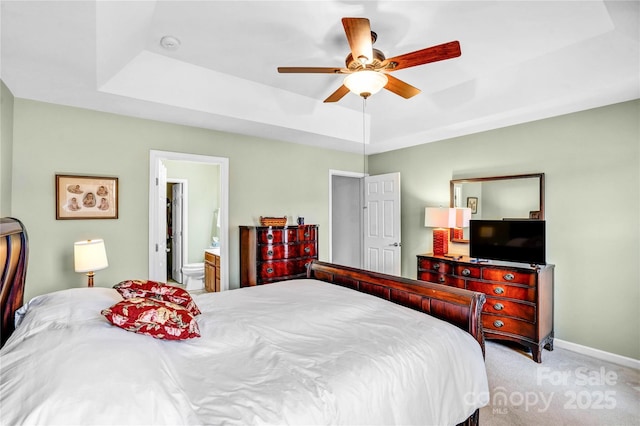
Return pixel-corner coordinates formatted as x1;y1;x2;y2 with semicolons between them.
450;173;545;242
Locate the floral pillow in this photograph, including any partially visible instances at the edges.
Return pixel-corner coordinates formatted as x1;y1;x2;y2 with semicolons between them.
101;297;200;340
113;280;201;316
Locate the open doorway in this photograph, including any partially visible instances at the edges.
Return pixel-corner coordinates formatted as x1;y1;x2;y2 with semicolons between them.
149;150;229;291
166;179;187;284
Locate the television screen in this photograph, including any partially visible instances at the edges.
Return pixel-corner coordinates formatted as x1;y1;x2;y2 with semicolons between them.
470;220;546;264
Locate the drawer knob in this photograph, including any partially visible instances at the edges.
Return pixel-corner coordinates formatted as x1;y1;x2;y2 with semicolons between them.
461;268;471;276
493;320;504;328
267;234;274;240
493;303;504;311
304;232;310;238
504;273;515;281
433;263;441;270
266;267;274;274
267;250;274;256
494;287;505;295
304;247;311;253
439;276;445;283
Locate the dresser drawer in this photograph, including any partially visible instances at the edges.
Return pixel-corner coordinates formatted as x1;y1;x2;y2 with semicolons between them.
455;264;481;279
482;267;536;286
467;280;536;303
417;271;465;288
257;228;298;244
484;297;536;322
417;257;453;274
297;226;316;241
483;314;535;337
258;260;297;281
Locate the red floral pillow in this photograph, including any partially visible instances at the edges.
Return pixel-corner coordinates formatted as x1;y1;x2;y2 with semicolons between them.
114;280;201;316
101;297;200;340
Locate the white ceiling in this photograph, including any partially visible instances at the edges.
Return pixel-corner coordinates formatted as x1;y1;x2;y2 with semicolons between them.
1;1;638;154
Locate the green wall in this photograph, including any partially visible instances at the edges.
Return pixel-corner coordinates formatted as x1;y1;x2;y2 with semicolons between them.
10;99;363;299
0;81;14;216
369;99;640;360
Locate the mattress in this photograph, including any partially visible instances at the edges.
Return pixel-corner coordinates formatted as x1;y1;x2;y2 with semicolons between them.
0;279;489;425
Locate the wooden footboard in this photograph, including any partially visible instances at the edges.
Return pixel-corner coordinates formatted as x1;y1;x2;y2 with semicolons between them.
307;260;486;356
0;218;29;348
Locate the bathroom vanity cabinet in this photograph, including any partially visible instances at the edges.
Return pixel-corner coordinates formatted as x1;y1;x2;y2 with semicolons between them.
204;250;221;292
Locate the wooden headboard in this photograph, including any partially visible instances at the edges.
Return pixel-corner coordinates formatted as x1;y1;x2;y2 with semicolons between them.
307;260;486;355
1;218;29;348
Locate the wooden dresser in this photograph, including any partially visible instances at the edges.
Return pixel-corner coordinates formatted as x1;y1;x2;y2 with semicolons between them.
240;225;318;287
204;250;221;292
417;254;554;362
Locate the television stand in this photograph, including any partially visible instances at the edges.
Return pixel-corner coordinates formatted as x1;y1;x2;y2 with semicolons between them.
417;253;554;363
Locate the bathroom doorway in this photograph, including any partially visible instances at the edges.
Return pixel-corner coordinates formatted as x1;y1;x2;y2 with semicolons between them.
166;179;187;284
149;150;229;291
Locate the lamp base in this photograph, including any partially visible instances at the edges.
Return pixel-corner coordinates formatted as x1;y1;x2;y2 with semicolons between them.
433;228;448;256
86;272;95;287
453;228;464;240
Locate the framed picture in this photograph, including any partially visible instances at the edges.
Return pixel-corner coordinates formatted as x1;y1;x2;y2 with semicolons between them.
467;197;478;214
55;174;118;220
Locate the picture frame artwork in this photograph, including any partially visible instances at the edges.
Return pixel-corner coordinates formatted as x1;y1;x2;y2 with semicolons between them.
467;197;478;214
56;174;118;220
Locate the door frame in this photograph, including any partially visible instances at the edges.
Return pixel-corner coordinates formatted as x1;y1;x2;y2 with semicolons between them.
149;150;229;291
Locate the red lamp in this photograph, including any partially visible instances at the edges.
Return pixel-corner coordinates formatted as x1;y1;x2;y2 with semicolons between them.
424;207;456;256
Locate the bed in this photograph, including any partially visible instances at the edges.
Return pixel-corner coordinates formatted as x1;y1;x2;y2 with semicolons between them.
0;217;489;425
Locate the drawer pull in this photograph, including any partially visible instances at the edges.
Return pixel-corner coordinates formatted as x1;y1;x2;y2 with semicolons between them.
438;276;445;283
494;287;505;295
266;250;274;256
461;268;471;276
433;263;441;271
266;267;274;274
493;320;504;328
304;247;311;253
493;303;504;311
504;273;515;281
304;232;310;238
267;234;274;240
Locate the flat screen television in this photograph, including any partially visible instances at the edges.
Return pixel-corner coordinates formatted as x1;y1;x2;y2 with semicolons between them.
469;219;546;265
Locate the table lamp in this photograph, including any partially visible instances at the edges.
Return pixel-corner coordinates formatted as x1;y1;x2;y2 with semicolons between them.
424;207;456;256
74;239;109;287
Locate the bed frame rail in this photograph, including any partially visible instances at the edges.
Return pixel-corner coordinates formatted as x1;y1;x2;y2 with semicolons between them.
307;260;486;355
0;218;29;348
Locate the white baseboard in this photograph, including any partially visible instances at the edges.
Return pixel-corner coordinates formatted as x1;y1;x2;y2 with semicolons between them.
555;338;640;371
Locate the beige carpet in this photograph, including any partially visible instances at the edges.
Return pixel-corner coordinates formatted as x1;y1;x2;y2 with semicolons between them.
480;341;640;425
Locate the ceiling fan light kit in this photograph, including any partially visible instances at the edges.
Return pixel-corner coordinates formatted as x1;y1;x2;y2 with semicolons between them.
277;17;461;103
344;71;388;98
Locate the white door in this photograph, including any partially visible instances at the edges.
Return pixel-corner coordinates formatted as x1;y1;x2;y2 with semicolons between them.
171;183;183;283
363;172;401;275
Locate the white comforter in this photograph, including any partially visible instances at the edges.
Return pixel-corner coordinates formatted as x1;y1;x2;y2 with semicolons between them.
0;279;488;425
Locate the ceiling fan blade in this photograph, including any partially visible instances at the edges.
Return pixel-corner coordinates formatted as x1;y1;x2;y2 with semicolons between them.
385;41;461;71
324;85;350;103
342;17;374;65
384;74;421;99
278;67;345;74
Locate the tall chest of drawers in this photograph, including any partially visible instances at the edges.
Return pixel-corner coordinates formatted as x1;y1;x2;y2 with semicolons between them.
240;225;318;287
417;254;554;362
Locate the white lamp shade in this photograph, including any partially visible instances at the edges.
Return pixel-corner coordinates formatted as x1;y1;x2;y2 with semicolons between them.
344;71;388;97
424;207;456;228
74;239;109;273
455;208;472;228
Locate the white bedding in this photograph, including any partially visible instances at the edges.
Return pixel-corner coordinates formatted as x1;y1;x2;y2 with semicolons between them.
0;279;488;425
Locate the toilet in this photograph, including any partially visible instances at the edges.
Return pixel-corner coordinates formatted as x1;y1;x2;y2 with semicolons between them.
182;262;205;291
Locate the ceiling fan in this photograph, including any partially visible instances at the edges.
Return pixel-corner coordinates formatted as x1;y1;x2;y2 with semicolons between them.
277;17;461;103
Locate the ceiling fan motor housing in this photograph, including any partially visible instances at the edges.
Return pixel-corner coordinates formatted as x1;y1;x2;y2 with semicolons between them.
346;48;386;71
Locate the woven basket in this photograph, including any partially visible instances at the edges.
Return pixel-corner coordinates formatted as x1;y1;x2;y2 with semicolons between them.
260;216;287;227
